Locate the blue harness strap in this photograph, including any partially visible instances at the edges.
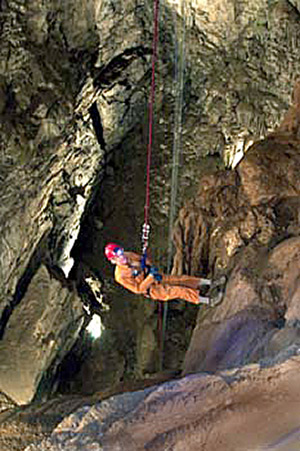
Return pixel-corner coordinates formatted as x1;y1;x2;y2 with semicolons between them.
132;251;162;282
141;251;148;271
129;251;148;278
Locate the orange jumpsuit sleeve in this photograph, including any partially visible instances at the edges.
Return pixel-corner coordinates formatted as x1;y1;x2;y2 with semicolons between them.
115;271;155;294
114;251;155;295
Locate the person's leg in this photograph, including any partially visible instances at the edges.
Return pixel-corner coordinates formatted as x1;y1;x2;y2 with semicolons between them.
162;274;211;290
198;277;211;286
149;283;209;305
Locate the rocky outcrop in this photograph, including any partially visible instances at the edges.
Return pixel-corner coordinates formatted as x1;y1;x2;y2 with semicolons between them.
25;356;300;451
0;265;83;405
179;81;300;375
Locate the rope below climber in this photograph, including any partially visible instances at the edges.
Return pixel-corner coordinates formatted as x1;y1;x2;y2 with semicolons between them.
104;243;226;306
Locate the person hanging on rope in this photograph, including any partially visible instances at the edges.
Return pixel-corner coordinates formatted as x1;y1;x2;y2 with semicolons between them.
104;243;226;306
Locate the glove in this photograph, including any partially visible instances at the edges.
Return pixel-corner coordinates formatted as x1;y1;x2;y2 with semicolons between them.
149;266;162;282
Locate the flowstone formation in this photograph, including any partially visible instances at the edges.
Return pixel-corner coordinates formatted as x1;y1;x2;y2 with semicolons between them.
176;81;300;375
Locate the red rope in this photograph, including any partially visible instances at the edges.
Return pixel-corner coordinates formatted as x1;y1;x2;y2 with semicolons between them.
142;0;160;253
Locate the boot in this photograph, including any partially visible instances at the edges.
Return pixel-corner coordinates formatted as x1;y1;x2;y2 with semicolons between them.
208;275;227;307
210;275;227;290
200;284;211;297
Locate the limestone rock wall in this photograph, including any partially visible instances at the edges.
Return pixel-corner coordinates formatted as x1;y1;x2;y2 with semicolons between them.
0;265;83;405
0;0;105;405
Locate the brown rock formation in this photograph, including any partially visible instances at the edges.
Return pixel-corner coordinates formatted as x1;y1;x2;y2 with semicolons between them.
0;265;83;405
25;356;300;451
276;78;300;137
181;80;300;375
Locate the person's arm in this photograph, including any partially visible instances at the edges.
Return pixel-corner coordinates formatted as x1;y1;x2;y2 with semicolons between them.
116;271;155;294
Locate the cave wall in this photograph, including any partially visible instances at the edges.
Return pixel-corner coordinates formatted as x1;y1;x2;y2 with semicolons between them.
22;58;300;451
177;81;300;375
71;0;300;392
0;0;103;404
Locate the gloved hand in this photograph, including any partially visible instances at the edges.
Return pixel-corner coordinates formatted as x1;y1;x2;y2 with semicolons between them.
149;266;162;282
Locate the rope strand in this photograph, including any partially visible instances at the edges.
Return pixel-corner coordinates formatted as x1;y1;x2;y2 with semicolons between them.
142;0;160;253
161;0;187;368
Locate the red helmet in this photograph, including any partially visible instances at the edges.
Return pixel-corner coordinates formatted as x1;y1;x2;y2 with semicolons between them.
104;243;124;260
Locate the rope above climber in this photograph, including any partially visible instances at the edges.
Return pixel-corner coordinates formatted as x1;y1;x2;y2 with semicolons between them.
105;243;226;306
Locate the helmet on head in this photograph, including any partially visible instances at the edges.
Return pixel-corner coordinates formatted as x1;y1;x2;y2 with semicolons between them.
104;243;124;261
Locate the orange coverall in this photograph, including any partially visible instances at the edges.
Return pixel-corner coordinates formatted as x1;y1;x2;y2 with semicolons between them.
114;252;209;305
